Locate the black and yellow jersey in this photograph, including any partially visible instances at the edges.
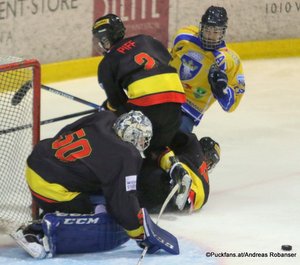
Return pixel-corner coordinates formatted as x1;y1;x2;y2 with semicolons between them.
98;34;185;109
26;111;142;232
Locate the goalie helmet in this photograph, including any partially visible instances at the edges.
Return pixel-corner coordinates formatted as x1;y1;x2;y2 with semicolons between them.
92;14;126;52
199;137;221;171
199;6;228;50
113;110;153;153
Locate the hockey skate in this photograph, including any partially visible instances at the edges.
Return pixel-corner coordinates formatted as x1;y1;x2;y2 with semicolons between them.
10;223;49;259
169;156;192;210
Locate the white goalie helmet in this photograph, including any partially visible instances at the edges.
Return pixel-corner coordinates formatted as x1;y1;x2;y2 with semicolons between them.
113;110;153;153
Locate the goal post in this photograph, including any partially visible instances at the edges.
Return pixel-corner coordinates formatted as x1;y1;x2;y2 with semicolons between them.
0;56;41;233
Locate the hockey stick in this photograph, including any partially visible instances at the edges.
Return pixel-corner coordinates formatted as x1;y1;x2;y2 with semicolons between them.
0;109;97;135
41;84;102;110
12;81;102;110
136;183;180;265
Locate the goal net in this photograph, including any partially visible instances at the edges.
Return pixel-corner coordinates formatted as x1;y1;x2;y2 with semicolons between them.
0;56;40;233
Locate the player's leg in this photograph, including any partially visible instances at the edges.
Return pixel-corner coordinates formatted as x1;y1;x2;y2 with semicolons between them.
33;192;95;216
126;102;182;158
11;205;129;259
179;112;195;133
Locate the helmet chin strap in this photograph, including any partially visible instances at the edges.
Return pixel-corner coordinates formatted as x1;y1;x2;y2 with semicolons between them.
98;40;111;52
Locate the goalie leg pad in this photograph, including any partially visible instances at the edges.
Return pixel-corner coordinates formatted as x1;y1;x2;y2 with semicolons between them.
142;208;179;255
42;211;129;255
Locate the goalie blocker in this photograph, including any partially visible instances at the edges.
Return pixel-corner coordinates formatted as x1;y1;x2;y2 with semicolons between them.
11;206;179;258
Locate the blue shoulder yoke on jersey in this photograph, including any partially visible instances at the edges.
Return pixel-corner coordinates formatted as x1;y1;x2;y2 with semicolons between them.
173;33;226;51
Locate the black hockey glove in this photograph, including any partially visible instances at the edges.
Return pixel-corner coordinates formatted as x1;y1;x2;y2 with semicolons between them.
208;64;228;99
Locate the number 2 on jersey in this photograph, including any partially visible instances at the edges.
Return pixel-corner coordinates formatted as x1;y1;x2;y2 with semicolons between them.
134;52;156;70
52;129;92;162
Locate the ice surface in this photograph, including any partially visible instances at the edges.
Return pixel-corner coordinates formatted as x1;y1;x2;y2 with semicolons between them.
1;57;299;265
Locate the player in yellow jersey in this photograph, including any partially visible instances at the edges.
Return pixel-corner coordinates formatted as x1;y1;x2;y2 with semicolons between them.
170;6;245;132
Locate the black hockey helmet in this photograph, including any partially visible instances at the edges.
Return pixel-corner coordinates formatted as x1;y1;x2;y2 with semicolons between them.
199;6;228;50
92;14;126;51
199;137;220;171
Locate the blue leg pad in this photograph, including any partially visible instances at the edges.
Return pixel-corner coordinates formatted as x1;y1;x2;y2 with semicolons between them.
42;211;129;255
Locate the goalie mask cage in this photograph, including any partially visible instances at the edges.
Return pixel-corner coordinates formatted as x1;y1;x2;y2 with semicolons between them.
0;56;40;233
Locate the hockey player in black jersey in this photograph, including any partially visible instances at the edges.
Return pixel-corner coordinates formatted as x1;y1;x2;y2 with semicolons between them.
138;132;220;213
11;110;179;258
92;14;186;157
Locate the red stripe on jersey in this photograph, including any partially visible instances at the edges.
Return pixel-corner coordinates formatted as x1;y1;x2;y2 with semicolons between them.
30;189;58;203
127;92;186;106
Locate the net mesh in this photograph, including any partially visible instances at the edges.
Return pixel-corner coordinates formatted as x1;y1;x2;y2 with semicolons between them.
0;56;39;233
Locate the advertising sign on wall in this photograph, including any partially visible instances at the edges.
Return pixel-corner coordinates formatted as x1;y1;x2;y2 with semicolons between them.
93;0;169;46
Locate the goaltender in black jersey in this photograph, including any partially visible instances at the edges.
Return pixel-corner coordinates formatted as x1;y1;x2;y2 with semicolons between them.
11;110;220;259
13;110;180;258
25;111;151;233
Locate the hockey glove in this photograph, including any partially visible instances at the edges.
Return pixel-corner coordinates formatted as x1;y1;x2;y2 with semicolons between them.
135;208;179;255
159;150;192;210
159;148;175;171
208;64;228;99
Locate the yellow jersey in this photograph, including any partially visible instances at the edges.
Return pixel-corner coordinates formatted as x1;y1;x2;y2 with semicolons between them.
170;25;245;125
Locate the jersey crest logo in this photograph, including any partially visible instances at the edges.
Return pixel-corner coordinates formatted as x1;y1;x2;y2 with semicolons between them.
179;51;203;80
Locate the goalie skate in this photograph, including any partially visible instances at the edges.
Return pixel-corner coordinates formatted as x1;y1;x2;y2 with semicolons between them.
10;229;47;259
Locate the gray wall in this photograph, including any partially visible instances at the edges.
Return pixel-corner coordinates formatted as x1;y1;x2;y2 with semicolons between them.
0;0;93;63
1;0;299;64
169;0;300;44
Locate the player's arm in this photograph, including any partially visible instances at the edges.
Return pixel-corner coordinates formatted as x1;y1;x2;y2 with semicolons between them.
100;150;179;255
159;149;209;212
98;60;128;113
225;50;245;112
209;51;245;112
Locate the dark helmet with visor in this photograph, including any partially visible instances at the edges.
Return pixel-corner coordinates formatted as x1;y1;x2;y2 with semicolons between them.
92;14;126;51
199;6;228;50
199;137;221;171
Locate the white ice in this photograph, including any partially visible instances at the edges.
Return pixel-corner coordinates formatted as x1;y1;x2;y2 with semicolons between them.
0;57;299;265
